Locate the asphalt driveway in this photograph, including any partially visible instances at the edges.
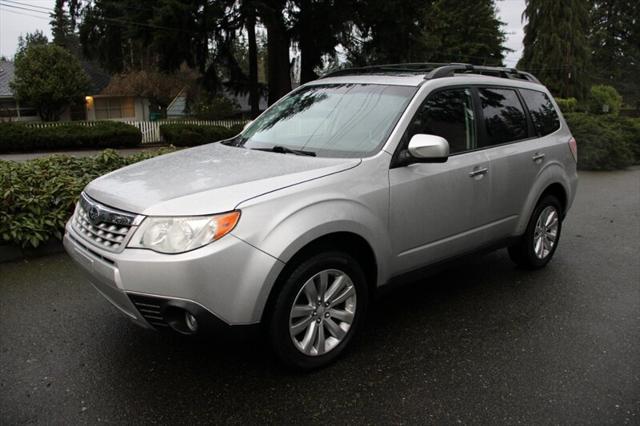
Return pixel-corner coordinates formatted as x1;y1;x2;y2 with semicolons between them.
1;168;639;424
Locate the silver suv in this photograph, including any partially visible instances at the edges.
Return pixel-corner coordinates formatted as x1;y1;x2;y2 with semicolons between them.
64;64;578;370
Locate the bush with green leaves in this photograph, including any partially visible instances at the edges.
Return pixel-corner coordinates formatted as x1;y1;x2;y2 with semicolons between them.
11;43;90;121
0;148;175;248
160;124;240;146
565;113;639;170
191;95;239;120
0;121;142;153
587;85;623;115
555;97;578;113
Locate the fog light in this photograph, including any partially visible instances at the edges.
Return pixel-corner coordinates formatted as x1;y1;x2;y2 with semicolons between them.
185;312;198;332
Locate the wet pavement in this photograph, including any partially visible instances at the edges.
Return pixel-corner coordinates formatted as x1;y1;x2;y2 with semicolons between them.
1;168;639;424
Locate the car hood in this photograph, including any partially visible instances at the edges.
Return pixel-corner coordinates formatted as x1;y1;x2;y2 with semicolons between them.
85;143;360;216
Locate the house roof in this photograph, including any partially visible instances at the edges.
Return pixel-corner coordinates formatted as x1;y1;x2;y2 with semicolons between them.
0;60;15;97
0;59;111;97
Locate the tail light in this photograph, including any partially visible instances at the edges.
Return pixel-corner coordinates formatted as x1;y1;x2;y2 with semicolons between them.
568;137;578;162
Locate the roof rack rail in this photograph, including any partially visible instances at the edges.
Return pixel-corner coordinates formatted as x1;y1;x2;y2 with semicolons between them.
424;63;540;83
320;62;540;84
320;63;449;79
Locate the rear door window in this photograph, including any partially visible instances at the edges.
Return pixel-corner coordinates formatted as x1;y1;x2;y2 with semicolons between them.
478;88;528;146
519;89;560;136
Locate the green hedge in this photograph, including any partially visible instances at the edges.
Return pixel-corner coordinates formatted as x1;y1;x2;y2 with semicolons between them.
0;148;174;248
159;123;242;146
0;121;142;153
565;113;640;170
555;97;578;114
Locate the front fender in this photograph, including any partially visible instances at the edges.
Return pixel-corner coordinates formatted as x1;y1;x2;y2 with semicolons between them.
232;192;391;321
235;197;392;281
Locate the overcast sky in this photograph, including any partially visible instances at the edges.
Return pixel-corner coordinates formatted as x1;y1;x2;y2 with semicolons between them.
0;0;526;66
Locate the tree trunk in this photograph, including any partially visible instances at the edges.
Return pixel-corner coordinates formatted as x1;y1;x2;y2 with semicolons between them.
263;6;291;105
246;7;260;117
298;0;319;84
299;29;320;83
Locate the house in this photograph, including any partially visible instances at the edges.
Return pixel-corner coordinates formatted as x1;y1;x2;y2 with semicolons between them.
81;61;150;122
0;60;38;121
84;94;150;121
0;59;150;122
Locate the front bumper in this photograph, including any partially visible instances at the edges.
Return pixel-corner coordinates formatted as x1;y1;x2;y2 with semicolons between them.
63;221;285;329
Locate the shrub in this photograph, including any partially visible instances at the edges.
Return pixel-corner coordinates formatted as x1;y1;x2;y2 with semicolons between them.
565;113;636;170
555;97;578;113
11;43;90;121
0;147;175;248
0;121;142;153
229;123;245;135
191;95;239;120
588;85;623;115
160;124;237;146
615;116;640;163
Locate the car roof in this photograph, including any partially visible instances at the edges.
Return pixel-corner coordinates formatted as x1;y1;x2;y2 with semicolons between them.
306;63;545;90
306;73;547;92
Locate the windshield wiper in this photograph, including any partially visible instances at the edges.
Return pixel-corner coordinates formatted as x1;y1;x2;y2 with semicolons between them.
252;146;316;157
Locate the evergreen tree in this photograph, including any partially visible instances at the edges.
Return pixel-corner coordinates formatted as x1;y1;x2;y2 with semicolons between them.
50;0;81;52
346;0;427;65
518;0;591;99
591;0;640;107
16;31;49;57
11;44;90;121
422;0;508;65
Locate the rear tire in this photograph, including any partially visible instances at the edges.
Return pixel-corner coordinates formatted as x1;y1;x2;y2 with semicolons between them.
268;251;368;371
508;195;563;269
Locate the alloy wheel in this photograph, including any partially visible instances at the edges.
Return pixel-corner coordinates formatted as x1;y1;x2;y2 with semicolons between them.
288;269;357;356
533;205;559;259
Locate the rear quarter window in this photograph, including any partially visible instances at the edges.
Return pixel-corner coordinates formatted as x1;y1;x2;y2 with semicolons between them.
519;89;560;137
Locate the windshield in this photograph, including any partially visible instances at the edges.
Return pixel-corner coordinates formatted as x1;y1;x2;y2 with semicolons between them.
225;83;417;158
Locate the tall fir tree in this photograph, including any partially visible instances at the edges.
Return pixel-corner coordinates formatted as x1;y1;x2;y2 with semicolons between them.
590;0;640;107
518;0;591;99
422;0;508;65
50;0;81;52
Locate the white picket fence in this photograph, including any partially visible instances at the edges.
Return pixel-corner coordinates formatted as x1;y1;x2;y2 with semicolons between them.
25;119;248;144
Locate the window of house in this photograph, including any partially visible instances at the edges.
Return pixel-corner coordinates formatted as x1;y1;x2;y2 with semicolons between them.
405;88;476;154
95;97;135;119
478;88;528;146
519;89;560;137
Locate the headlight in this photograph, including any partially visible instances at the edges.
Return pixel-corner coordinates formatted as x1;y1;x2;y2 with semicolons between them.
129;211;240;254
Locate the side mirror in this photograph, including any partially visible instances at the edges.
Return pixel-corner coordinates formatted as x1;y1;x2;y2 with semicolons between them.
402;134;449;164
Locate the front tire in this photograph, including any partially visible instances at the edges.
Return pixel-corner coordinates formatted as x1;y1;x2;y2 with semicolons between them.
508;195;563;269
268;251;368;370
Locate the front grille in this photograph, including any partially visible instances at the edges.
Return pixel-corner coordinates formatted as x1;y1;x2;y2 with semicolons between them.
71;193;137;253
128;294;169;328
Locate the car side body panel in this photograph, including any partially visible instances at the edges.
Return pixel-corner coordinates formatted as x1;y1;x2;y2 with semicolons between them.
232;154;394;289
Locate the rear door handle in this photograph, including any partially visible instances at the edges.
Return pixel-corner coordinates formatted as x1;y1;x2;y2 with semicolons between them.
532;152;545;162
469;167;488;178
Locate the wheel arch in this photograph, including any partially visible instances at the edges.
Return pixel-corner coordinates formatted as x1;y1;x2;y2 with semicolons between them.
260;231;378;324
539;182;568;216
516;168;571;236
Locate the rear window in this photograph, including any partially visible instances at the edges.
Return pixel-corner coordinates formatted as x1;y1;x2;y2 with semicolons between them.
520;89;560;137
478;88;528;146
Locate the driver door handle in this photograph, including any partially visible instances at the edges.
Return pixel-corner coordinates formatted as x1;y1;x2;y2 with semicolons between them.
469;167;488;178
